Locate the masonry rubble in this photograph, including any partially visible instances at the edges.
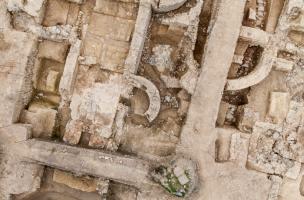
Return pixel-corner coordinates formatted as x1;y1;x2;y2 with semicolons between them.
247;99;304;179
149;45;174;73
64;79;123;145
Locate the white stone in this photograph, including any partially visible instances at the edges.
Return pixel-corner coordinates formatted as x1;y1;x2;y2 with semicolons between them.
233;54;244;64
274;58;294;72
173;167;184;177
149;45;174;72
59;39;82;99
78;56;97;66
229;132;242;160
268;92;290;124
23;0;45;17
248;8;257;21
240;26;270;46
178;174;190;185
124;2;151;74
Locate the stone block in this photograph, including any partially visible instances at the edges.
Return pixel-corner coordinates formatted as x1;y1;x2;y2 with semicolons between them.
28;101;54;112
83;33;103;59
20;108;57;138
94;0;138;20
42;0;70;27
285;101;304;128
216;101;230;127
180;69;199;95
178;174;190;185
92;123;112;139
88;134;107;148
88;13;135;42
0;124;32;145
229;131;250;166
45;70;59;92
23;0;45;18
173;167;184;177
63;120;83;145
124;2;151;74
53;169;97;192
268;92;290;124
248;8;257;21
300;175;304;196
232;54;244;64
240;26;270;46
78;56;97;66
215;133;231;162
59;39;81;99
237;105;259;133
67;3;80;25
274;58;294;72
38;40;69;63
100;39;129;72
229;132;242;161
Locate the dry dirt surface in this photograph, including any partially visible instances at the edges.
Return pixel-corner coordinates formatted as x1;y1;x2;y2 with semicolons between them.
1;0;304;200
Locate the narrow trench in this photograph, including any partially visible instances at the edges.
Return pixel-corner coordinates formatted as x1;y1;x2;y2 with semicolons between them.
193;0;214;64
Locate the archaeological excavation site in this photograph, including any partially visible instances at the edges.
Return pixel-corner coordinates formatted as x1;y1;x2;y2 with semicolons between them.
1;0;304;199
